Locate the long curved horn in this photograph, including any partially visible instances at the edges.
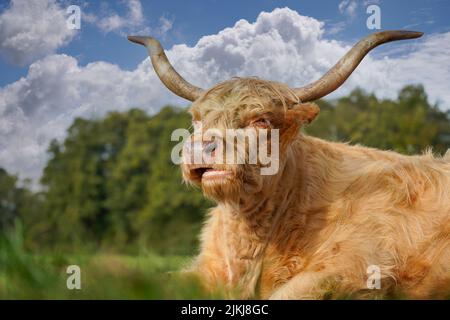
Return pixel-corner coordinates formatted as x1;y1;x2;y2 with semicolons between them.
293;30;423;102
128;35;204;101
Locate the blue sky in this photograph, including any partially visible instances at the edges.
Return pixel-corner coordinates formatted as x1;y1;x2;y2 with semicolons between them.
0;0;450;182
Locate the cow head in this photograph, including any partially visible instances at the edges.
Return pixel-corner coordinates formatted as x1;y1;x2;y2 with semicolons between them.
128;31;422;202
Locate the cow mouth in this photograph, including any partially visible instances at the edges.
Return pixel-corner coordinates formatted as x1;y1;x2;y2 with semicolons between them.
190;165;233;182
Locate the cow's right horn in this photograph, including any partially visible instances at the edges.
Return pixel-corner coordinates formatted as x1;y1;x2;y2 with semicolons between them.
128;35;205;102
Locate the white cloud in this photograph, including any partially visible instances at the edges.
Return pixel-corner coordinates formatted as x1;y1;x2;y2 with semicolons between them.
95;0;146;33
158;15;174;35
0;54;176;184
0;0;76;65
128;0;144;23
326;21;347;35
0;7;449;184
91;0;171;36
339;0;359;18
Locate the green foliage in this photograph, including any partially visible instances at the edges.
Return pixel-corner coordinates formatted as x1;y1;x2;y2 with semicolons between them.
0;169;42;238
35;106;211;255
308;85;450;155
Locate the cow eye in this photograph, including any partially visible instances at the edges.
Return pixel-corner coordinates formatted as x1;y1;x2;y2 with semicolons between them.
250;118;271;128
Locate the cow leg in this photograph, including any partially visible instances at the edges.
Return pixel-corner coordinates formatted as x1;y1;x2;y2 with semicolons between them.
268;271;331;300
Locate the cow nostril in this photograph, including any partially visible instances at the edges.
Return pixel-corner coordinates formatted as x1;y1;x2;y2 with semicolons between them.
204;142;217;154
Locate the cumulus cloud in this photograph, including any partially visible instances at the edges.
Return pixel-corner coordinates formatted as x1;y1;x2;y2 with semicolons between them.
0;0;76;65
0;7;449;183
0;54;175;183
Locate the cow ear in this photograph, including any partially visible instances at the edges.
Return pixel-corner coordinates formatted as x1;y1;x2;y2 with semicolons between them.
279;103;319;149
285;103;320;126
285;103;320;128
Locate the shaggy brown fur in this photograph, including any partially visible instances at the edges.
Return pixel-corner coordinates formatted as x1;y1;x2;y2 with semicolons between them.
181;78;450;299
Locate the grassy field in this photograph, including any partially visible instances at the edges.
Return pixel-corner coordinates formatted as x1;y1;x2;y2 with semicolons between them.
0;230;217;299
1;230;448;299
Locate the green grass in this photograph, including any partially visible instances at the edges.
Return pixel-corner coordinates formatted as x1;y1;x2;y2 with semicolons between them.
0;229;217;299
1;229;448;299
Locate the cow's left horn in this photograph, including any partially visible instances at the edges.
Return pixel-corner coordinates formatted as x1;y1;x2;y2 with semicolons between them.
293;30;423;102
128;35;204;102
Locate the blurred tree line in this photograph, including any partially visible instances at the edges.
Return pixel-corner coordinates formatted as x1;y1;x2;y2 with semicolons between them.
1;85;449;255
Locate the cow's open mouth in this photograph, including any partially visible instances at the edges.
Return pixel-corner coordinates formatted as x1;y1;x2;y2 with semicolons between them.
190;165;233;181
